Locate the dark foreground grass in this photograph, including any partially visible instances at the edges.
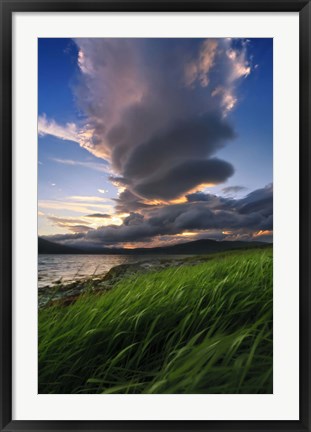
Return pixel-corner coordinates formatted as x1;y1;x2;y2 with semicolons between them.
39;248;273;394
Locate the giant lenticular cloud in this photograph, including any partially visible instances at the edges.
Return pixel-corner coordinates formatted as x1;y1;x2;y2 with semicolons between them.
72;38;251;202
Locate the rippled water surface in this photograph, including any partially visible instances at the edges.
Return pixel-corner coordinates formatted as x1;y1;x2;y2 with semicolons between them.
38;254;189;288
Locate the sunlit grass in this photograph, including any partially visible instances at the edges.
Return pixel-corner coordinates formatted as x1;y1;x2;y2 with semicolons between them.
39;248;273;394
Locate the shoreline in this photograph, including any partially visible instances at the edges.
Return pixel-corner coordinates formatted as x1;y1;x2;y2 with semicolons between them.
38;255;209;308
38;246;272;309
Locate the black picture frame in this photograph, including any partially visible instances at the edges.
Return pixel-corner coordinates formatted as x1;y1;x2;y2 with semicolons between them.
1;0;310;431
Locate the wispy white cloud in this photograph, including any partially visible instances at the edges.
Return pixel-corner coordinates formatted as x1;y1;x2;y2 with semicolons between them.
211;87;237;115
51;158;109;173
38;114;79;143
39;209;124;236
38;114;110;160
226;46;251;82
183;39;251;115
47;215;92;225
38;199;113;215
184;39;218;87
67;195;109;203
46;215;96;234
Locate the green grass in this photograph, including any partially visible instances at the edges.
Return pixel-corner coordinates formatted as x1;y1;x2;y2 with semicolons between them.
38;247;273;394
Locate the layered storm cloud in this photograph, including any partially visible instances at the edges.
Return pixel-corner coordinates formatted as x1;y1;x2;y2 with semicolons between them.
73;38;252;204
39;39;251;201
43;184;273;247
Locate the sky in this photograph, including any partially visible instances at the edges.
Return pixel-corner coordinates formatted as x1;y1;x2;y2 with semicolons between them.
38;38;273;249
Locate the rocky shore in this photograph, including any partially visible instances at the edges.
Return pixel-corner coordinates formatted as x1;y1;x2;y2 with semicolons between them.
38;255;211;308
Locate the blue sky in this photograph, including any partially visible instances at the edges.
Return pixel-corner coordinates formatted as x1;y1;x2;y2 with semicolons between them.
38;38;273;247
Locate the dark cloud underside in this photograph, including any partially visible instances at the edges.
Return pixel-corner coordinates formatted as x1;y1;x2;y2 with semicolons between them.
44;184;273;247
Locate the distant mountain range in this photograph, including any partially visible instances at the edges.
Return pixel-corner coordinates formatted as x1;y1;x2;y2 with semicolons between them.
38;238;83;254
38;237;270;255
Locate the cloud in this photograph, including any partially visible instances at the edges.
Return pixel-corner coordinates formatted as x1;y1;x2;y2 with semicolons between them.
38;199;112;215
85;213;111;218
211;87;237;114
186;191;232;208
184;39;218;87
44;184;272;247
119;113;235;200
38;114;79;143
51;158;109;173
133;158;234;200
226;45;251;81
222;185;248;195
46;215;94;234
114;189;154;213
73;38;249;201
122;113;234;179
43;232;85;243
67;225;93;233
236;184;273;216
38;114;99;156
68;195;108;202
40;38;252;204
47;215;90;225
123;212;144;226
210;40;251;114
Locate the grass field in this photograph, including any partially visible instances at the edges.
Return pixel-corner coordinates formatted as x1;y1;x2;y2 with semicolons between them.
38;247;273;394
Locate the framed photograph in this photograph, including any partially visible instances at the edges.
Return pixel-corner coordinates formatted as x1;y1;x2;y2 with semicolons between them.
1;0;310;431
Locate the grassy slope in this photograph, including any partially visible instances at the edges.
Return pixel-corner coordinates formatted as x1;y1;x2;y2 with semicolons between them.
39;248;273;394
